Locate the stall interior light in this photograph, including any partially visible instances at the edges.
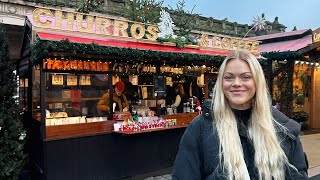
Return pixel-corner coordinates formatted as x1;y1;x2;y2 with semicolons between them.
316;63;319;67
306;62;310;65
295;60;300;64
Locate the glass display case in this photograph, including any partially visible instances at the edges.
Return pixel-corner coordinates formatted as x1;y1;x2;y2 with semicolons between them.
44;72;110;126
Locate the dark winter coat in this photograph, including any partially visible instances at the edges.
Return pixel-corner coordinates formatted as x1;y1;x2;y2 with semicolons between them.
172;100;308;180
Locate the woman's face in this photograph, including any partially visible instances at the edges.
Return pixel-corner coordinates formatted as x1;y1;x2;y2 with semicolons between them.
115;87;123;96
222;59;256;110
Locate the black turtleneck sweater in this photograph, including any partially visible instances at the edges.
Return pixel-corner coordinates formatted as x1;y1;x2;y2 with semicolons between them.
232;108;259;179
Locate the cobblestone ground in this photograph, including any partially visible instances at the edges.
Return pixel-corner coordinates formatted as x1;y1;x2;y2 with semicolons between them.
144;174;172;180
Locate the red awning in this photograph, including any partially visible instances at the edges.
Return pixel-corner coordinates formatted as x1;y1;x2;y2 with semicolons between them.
37;32;230;57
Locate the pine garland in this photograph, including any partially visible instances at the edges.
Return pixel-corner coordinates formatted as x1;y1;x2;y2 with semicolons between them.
261;51;305;61
30;38;225;65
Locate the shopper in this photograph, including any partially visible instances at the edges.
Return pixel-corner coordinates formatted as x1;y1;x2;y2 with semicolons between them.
172;50;308;179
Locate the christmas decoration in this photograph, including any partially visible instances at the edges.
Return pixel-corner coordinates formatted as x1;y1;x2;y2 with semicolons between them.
30;38;225;65
78;0;104;14
169;0;199;36
0;24;26;179
157;8;176;38
243;14;266;38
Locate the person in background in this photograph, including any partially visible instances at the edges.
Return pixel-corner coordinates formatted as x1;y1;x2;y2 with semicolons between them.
172;50;308;179
97;81;129;114
171;84;188;113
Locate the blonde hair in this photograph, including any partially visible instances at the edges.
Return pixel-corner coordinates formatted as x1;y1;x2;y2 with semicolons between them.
212;50;291;180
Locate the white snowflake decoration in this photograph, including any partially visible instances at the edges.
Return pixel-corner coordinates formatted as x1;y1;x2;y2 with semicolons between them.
243;14;267;38
157;9;176;38
252;15;266;31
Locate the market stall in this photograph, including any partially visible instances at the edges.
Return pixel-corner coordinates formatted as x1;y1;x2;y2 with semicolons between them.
19;7;260;179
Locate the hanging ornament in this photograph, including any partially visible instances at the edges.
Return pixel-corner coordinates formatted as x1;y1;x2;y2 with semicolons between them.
19;131;26;141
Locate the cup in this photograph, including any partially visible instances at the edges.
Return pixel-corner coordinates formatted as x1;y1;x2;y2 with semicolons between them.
113;123;121;131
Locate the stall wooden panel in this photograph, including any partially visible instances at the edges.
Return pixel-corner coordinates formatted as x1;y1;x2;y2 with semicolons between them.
162;112;199;125
46;121;115;140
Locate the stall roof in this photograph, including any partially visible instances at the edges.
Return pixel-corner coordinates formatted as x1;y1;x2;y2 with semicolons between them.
246;29;312;41
256;35;312;53
298;41;320;54
36;31;230;57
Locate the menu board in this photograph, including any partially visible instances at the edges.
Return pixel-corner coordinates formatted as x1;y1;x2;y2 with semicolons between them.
80;75;91;85
67;75;78;86
52;75;64;85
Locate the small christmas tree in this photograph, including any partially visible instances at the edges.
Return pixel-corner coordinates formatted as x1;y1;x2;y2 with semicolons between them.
169;0;199;36
158;8;176;38
0;24;26;180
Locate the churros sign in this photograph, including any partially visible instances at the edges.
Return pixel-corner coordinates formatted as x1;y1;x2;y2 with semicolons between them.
30;7;260;52
31;7;158;41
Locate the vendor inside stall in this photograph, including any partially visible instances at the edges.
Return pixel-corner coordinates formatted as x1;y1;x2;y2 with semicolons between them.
171;84;188;113
97;81;129;115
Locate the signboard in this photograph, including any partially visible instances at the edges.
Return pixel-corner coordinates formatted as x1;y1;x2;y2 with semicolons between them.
29;7;260;53
312;28;320;43
30;7;158;41
52;75;64;85
199;34;259;52
67;75;78;86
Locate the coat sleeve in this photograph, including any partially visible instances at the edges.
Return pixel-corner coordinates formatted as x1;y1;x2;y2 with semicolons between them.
288;136;308;180
96;92;110;112
172;120;203;180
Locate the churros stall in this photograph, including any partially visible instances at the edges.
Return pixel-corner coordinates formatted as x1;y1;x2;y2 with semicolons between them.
19;7;260;179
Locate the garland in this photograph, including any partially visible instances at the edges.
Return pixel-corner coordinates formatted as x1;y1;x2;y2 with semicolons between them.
261;51;305;61
30;39;225;65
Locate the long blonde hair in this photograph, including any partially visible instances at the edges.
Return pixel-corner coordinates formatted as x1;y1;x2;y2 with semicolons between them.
212;50;291;180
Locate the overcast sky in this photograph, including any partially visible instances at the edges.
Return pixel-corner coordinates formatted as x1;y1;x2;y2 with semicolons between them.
162;0;319;31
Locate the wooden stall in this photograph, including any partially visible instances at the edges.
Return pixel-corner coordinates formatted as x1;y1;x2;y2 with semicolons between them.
19;7;260;179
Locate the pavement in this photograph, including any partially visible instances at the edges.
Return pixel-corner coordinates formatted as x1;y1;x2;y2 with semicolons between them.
145;132;320;180
301;133;320;178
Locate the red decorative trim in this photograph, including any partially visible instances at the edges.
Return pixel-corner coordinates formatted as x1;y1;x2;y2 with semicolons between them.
37;32;229;56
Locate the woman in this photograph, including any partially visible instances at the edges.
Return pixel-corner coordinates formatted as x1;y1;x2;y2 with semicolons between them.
171;84;188;113
172;50;308;179
97;81;129;113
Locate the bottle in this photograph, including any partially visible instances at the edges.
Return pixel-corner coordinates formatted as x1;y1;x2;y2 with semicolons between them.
186;102;190;113
183;103;187;113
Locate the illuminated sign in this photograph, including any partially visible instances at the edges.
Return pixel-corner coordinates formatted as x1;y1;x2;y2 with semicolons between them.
30;7;260;52
31;7;158;41
313;29;320;43
199;34;260;52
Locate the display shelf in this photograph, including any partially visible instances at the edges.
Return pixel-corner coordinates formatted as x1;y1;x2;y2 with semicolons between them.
45;97;101;103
